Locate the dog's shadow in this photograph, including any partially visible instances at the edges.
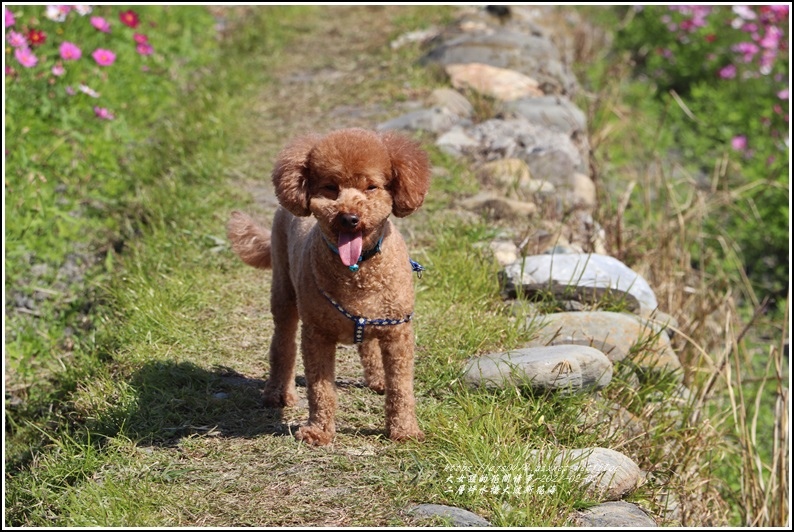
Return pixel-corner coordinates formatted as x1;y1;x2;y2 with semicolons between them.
126;360;382;446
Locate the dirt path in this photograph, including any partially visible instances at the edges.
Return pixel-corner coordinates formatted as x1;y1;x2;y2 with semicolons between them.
151;7;444;526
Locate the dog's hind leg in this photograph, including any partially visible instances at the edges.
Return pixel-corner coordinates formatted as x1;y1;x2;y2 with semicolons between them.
262;263;299;408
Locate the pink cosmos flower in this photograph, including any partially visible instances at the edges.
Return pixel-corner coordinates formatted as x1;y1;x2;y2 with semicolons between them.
718;64;737;79
119;10;140;29
760;26;783;50
777;89;789;100
92;48;116;66
136;42;153;56
65;85;75;95
78;84;99;97
73;5;92;16
7;30;26;48
769;5;789;19
26;28;47;47
52;63;65;76
731;135;747;151
91;16;110;33
94;106;115;120
45;5;71;22
759;49;776;75
14;47;38;68
732;5;757;20
133;33;148;44
5;7;15;27
59;41;81;61
732;41;759;62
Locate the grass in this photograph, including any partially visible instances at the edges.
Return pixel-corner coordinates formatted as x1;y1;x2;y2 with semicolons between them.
4;4;788;528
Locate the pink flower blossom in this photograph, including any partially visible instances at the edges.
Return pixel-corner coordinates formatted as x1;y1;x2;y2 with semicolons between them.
718;64;737;79
59;41;81;61
777;89;789;100
92;48;116;66
14;47;38;68
732;6;757;20
731;135;747;151
45;5;71;22
94;106;115;120
5;7;15;27
732;41;759;62
119;10;140;29
78;84;99;97
759;49;776;75
136;42;153;56
91;16;110;33
73;5;92;16
133;33;148;44
7;30;26;48
760;26;783;50
65;86;76;96
52;63;65;76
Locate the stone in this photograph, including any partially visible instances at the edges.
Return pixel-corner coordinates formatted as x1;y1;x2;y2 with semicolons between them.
408;504;491;527
524;311;682;376
503;95;587;135
639;309;680;338
500;253;659;314
531;447;642;501
464;119;586;179
463;345;613;392
376;106;466;134
436;126;480;157
458;192;537;220
445;62;544;101
489;240;520;266
578;401;647;441
476;158;556;198
573;501;657;527
421;30;577;95
570;172;596;209
390;27;440;50
430;87;475;118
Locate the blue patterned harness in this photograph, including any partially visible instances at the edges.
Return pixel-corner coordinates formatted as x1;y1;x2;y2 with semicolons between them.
319;232;425;343
320;289;413;344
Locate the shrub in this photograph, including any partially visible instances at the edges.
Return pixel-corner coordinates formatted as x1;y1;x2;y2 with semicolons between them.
613;5;789;305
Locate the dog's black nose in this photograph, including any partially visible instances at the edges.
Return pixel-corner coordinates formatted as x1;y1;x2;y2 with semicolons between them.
340;213;360;229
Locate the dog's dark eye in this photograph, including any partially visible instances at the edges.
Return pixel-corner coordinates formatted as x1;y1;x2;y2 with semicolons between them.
322;184;339;193
365;185;379;192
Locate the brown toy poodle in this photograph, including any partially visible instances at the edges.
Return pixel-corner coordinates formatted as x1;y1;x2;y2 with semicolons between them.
227;128;430;446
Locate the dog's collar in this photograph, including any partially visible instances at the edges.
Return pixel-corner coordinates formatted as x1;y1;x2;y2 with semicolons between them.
322;232;383;272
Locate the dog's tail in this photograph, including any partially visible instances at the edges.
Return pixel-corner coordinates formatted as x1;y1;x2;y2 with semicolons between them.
226;211;272;269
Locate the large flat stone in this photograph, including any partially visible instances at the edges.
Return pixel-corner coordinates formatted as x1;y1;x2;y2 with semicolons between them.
446;62;544;101
408;504;491;527
524;311;682;376
500;253;658;314
463;345;613;392
573;501;657;527
531;447;642;501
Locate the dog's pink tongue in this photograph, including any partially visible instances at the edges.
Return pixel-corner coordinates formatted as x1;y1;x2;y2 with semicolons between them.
338;231;363;267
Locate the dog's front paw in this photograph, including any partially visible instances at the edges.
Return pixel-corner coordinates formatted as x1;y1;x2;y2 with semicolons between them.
388;424;425;443
364;377;385;395
262;387;297;408
295;424;335;446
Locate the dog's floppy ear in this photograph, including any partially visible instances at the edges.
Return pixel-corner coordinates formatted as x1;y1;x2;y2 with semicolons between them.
272;134;320;217
381;132;431;217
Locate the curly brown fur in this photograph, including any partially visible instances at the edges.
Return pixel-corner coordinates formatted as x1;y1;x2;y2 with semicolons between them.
227;128;430;446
